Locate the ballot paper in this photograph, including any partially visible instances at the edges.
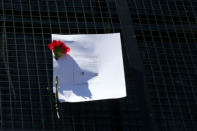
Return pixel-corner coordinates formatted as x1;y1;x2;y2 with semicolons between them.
53;33;126;102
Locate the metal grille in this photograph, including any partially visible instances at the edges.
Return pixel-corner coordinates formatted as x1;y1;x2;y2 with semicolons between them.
128;0;197;130
0;0;144;130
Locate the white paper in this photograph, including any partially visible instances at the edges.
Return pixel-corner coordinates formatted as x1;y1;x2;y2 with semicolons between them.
53;33;126;102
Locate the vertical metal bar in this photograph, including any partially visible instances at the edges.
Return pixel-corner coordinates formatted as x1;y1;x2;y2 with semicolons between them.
27;0;45;129
1;3;16;100
0;17;3;130
1;1;14;128
115;0;157;130
11;0;25;128
37;0;55;129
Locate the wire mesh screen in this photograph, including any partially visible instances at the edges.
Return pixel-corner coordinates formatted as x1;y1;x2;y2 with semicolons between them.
128;0;197;130
0;0;144;130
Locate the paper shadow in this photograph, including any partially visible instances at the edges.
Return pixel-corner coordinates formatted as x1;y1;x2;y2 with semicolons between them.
53;54;98;101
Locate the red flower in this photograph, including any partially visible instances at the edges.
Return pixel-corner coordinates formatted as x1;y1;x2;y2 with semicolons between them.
48;40;70;54
48;40;70;59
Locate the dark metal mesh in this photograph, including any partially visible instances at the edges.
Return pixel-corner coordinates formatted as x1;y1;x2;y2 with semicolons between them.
0;0;144;130
128;0;197;130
